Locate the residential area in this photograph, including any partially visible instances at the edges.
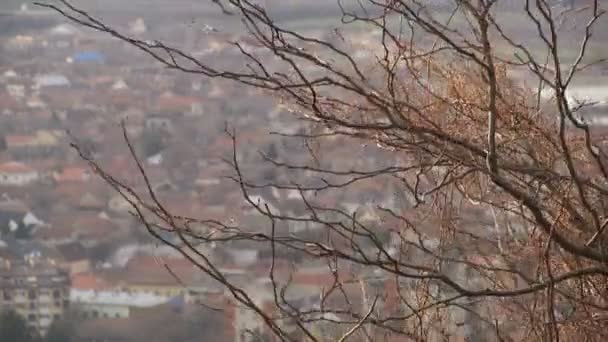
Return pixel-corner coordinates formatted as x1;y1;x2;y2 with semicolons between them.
0;4;424;342
3;1;608;342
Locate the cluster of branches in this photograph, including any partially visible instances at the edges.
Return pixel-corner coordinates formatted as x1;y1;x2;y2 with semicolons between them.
39;0;608;340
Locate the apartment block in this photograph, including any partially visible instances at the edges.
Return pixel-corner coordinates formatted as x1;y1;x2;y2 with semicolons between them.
0;258;70;336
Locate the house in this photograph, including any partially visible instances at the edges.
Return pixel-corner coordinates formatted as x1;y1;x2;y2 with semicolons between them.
33;73;70;90
71;214;121;248
5;132;49;149
5;130;60;159
71;272;110;291
111;79;128;90
156;91;203;116
101;89;143;113
112;255;200;298
0;200;44;239
55;241;92;275
34;225;75;246
0;161;39;186
143;112;173;131
86;76;114;88
53;165;92;183
45;211;121;248
6;83;26;99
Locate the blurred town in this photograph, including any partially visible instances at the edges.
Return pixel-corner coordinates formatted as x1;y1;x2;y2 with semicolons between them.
0;3;412;341
2;1;608;342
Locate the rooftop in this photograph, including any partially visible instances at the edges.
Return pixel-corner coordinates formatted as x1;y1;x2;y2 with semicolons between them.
72;51;105;63
0;161;35;174
53;166;91;182
71;272;110;291
34;73;70;87
0;259;69;288
5;130;59;148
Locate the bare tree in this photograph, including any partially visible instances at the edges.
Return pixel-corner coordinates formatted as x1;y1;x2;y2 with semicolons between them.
38;0;608;340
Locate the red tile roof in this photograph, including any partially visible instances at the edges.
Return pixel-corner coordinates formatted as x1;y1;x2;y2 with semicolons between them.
121;255;199;286
35;225;74;241
54;166;91;182
0;161;35;174
102;155;139;180
72;215;118;239
156;93;202;112
29;159;60;173
86;76;114;87
107;90;143;107
290;268;357;288
126;255;193;273
71;272;111;290
5;135;35;147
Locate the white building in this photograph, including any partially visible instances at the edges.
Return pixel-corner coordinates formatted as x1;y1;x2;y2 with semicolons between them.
49;23;79;36
111;79;128;90
0;162;39;186
33;73;70;90
2;70;18;79
70;289;170;319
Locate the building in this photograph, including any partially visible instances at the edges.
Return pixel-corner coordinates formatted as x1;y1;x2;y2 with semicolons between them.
144;112;174;131
55;242;92;275
53;166;92;183
70;289;169;319
116;257;189;298
0;200;44;239
73;301;227;342
5;130;61;159
0;162;39;186
33;73;70;90
6;83;26;99
0;259;70;336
